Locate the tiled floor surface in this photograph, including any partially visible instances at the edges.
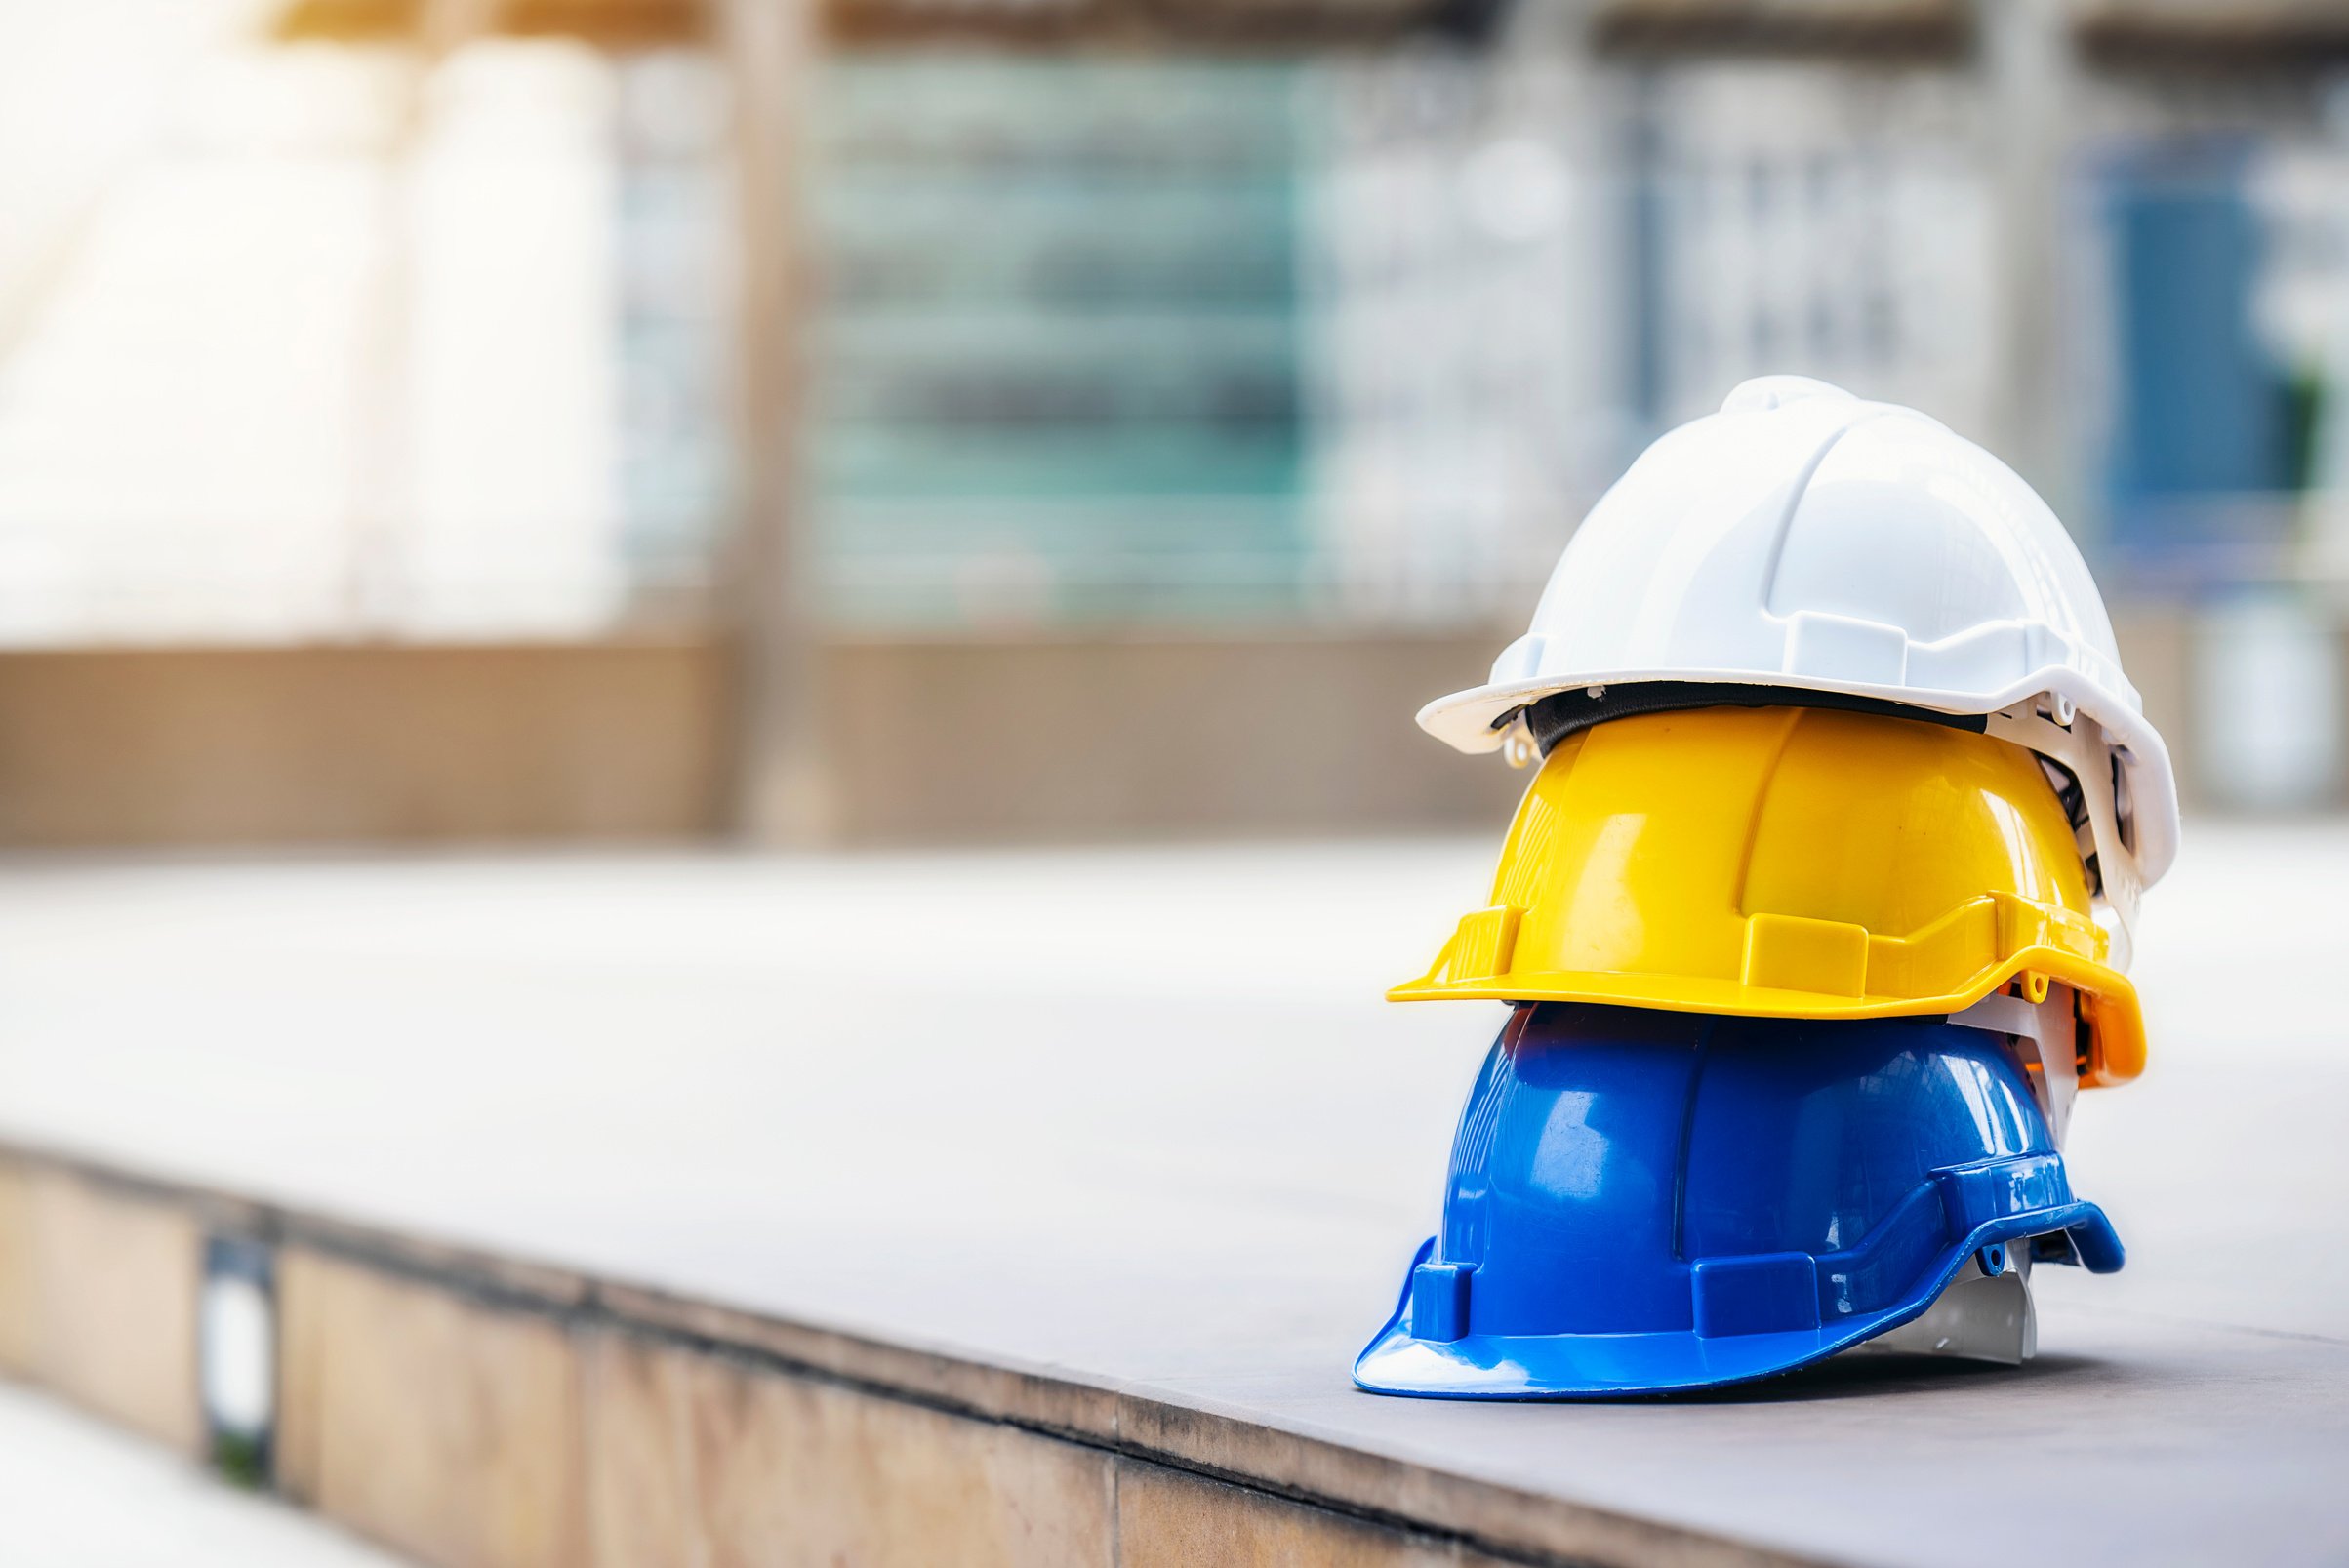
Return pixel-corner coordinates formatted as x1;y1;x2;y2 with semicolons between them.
0;1378;408;1567
0;826;2342;1566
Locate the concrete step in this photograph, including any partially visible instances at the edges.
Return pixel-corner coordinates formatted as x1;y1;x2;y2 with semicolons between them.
0;834;2344;1566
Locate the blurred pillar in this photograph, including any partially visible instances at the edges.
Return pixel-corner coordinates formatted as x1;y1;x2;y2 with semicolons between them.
1979;0;2075;511
719;0;831;843
420;0;502;52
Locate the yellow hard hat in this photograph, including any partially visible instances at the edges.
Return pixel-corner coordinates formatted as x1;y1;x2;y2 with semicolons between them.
1393;705;2146;1086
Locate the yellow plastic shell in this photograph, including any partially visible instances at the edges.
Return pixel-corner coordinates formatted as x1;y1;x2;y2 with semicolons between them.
1393;706;2146;1086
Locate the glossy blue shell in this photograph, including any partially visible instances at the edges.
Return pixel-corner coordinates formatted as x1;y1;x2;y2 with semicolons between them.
1356;1003;2123;1399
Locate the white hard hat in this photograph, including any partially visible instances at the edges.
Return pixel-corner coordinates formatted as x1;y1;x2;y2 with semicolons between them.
1419;376;2178;957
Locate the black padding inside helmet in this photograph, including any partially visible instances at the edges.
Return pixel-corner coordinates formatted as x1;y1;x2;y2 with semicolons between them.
1516;680;1989;757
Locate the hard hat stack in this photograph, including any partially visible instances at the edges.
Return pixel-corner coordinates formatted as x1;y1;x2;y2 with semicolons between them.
1356;379;2177;1400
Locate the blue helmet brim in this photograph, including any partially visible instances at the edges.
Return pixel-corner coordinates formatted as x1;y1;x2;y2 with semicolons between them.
1356;1198;2123;1400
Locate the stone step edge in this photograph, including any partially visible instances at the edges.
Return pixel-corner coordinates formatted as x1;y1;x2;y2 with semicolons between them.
0;1137;1814;1568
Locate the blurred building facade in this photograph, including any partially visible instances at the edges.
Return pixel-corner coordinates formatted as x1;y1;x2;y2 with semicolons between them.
2;0;2348;842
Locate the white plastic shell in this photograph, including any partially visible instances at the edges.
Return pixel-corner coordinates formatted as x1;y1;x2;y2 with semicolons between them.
1419;377;2180;920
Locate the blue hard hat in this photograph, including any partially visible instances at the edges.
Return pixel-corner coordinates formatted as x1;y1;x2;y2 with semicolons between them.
1356;1002;2125;1399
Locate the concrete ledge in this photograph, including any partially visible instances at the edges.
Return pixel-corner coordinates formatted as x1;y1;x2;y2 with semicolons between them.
0;613;2228;848
0;1142;1798;1568
277;1248;589;1567
0;635;1526;850
0;642;730;847
0;1159;202;1453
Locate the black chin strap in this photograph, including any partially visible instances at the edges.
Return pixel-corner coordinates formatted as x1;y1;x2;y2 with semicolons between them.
1508;681;2103;899
1515;680;1988;757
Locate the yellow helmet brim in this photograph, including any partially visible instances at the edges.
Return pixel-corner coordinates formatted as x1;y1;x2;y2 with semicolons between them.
1396;706;2148;1086
1391;942;2144;1086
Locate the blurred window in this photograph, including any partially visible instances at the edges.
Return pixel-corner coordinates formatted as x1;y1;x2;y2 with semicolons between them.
808;52;1626;631
807;58;1316;628
0;32;729;645
8;20;2349;651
